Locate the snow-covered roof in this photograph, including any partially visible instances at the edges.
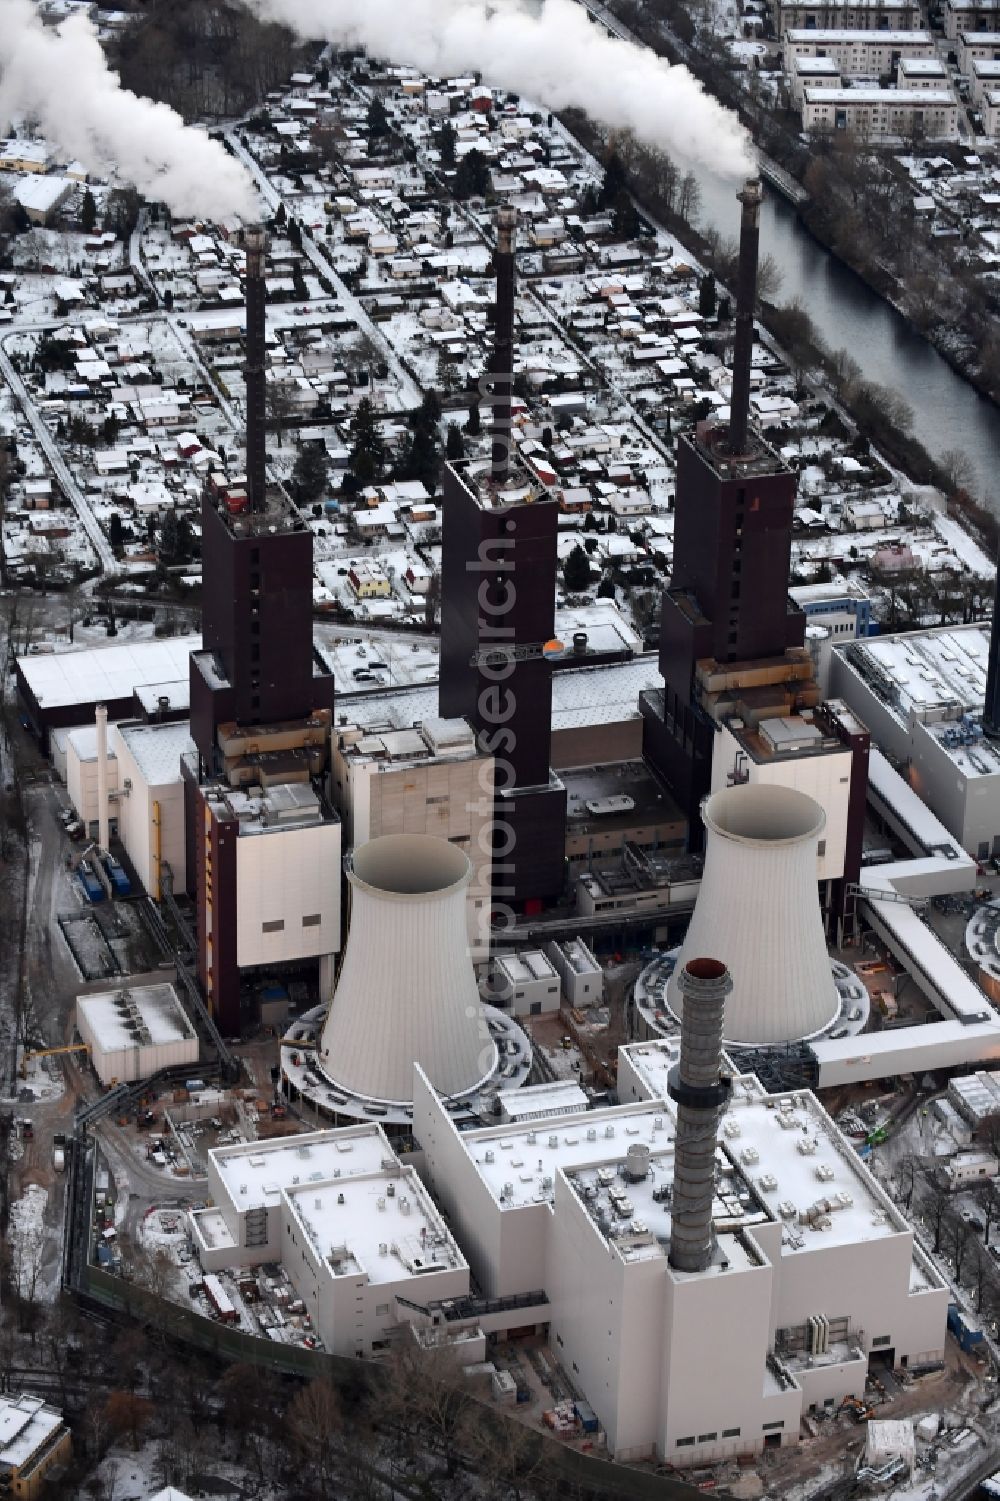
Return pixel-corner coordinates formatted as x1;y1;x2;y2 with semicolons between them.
18;636;200;710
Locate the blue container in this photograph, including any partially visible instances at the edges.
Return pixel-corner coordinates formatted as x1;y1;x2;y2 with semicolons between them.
79;870;105;904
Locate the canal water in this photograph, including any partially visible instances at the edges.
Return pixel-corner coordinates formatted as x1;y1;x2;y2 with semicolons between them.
695;173;1000;511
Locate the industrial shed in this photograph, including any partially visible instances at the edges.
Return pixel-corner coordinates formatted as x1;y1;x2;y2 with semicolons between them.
76;982;198;1085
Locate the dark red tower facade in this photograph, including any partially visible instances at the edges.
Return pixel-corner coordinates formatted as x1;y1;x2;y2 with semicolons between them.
186;228;336;1032
439;210;566;906
642;180;807;844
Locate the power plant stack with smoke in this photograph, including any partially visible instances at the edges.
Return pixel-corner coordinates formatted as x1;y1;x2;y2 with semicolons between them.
640;179;816;850
668;784;839;1046
668;957;732;1274
439;209;567;908
243;227;268;513
184;227;340;1034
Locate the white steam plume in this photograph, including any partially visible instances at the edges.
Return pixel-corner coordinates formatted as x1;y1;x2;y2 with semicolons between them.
239;0;750;178
0;0;259;221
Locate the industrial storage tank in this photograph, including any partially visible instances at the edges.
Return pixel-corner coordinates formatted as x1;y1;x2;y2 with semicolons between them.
668;784;839;1045
318;833;498;1104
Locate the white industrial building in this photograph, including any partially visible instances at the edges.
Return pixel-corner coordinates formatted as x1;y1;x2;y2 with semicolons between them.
332;716;494;955
196;779;342;982
66;723;119;836
830;623;1000;859
492;950;562;1016
948;1068;1000;1130
414;1049;948;1466
113;720;194;896
545;937;604;1008
191;1125;469;1357
76;982;199;1085
710;712;855;887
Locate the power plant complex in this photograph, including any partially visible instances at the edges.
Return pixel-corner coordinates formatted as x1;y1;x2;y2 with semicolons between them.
19;176;1000;1475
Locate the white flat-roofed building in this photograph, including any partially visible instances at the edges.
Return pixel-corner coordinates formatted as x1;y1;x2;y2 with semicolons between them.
709;710;855;884
206;783;341;972
545;937;604;1008
76;982;198;1085
414;1060;947;1465
497;1080;589;1123
113;720;194;896
191;1124;469;1356
16;634;200;747
898;56;949;87
971;55;1000;98
783;29;936;74
830;623;1000;859
958;29;1000;68
332;717;493;956
791;54;842;99
283;1169;468;1355
802;86;959;139
776;0;920;37
946;0;1000;38
493;950;561;1016
949;1068;1000;1129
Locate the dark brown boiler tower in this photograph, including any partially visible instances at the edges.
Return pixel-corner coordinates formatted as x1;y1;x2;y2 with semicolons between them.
439;208;566;907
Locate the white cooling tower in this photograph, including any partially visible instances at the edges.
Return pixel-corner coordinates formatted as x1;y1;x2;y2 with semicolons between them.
318;834;497;1104
668;784;839;1046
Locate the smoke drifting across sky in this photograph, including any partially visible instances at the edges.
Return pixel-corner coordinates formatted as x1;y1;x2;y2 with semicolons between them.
0;0;259;220
238;0;750;179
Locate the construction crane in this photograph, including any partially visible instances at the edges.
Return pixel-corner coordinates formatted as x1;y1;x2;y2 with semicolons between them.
19;1043;90;1078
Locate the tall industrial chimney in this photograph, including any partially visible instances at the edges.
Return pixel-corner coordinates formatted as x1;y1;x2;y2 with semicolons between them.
95;702;110;854
983;554;1000;738
243;226;267;512
490;207;518;483
668;957;732;1274
728;178;762;458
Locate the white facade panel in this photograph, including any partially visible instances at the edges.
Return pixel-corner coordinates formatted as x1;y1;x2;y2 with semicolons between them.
235;820;341;968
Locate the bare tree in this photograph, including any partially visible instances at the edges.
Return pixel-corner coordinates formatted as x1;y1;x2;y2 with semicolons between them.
383;1340;475;1480
287;1378;344;1499
468;1407;549;1501
922;1175;951;1254
945;1215;973;1281
938;448;977;499
896;1155;917;1212
970;1243;992;1313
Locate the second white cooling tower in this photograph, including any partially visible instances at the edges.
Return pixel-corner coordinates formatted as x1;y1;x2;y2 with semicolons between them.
669;784;838;1046
318;833;496;1103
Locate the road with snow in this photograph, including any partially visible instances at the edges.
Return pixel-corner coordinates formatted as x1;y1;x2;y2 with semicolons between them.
0;343;115;572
